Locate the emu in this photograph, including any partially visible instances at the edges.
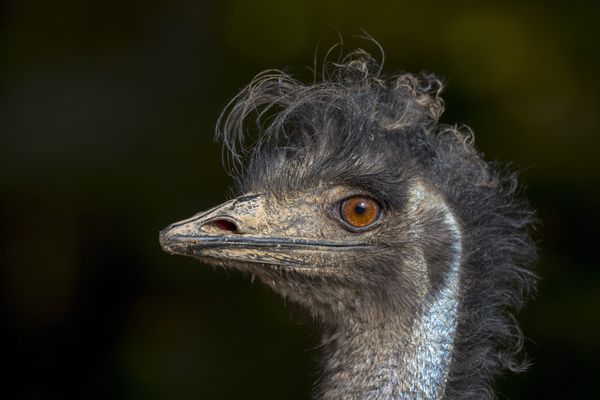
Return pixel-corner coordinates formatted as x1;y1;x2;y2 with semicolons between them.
159;49;537;399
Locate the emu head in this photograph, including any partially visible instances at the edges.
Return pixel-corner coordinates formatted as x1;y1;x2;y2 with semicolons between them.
159;60;455;322
159;50;537;398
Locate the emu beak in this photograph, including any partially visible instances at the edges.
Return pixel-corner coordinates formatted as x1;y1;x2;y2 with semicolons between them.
159;193;366;269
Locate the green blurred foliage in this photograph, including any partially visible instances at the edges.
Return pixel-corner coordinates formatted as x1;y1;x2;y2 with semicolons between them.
1;0;598;398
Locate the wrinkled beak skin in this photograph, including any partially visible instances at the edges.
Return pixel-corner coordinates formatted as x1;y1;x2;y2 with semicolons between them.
159;192;370;271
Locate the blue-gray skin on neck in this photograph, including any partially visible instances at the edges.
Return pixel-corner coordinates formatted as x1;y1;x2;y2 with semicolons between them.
400;211;461;399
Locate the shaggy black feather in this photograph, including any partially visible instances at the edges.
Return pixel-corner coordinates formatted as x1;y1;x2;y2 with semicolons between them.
215;48;538;399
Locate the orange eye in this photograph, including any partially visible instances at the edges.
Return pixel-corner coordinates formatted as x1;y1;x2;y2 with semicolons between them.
339;196;380;229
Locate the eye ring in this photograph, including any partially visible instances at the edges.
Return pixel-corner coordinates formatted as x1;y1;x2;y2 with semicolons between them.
337;196;382;231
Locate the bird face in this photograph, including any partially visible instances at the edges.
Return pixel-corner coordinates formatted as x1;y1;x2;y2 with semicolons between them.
160;180;452;320
159;186;382;272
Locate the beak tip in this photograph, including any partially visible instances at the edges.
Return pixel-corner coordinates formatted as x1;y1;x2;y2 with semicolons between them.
159;228;174;253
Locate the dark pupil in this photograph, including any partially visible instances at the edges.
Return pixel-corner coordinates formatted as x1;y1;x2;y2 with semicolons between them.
354;203;367;215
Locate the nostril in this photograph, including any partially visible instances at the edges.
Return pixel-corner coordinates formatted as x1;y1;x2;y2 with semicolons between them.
209;218;239;233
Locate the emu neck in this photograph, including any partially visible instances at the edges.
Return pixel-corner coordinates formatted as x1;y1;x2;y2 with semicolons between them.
320;267;460;400
320;213;462;399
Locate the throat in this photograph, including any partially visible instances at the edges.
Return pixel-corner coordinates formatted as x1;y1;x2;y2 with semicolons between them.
319;233;462;400
319;268;461;400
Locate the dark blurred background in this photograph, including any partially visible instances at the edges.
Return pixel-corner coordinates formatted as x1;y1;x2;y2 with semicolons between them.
1;0;598;399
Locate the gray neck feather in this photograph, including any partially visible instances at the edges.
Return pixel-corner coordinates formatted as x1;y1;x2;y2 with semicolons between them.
321;210;462;400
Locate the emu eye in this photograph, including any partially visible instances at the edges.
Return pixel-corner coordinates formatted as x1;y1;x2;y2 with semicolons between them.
339;196;381;229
